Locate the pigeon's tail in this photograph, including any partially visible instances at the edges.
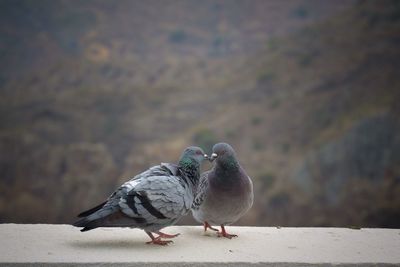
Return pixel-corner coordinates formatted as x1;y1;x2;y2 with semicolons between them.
73;202;109;231
73;217;100;232
77;201;106;217
73;210;141;232
73;203;113;232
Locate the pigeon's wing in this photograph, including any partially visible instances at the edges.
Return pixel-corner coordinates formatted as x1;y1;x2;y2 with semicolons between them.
127;163;179;182
73;163;182;230
119;165;189;226
191;171;209;210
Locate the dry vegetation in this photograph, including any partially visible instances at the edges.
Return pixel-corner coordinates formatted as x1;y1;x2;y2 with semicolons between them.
0;0;399;227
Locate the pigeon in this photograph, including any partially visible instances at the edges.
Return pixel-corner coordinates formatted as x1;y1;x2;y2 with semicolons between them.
191;143;253;238
73;146;208;245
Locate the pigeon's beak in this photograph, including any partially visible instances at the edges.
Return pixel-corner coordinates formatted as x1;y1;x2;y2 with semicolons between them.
209;153;218;162
203;154;209;160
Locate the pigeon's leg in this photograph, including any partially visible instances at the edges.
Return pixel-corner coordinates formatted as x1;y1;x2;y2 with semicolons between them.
155;231;180;239
204;221;219;232
217;225;238;239
145;231;173;245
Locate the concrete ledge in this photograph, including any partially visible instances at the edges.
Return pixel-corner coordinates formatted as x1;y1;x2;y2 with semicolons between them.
1;224;399;266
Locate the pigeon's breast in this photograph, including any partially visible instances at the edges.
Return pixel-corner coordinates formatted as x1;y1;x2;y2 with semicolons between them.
201;176;253;225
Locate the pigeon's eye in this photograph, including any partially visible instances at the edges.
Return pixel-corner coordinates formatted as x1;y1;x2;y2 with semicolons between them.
195;150;203;155
215;150;224;156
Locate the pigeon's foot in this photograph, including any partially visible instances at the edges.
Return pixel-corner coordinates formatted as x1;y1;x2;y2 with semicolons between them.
145;231;173;246
146;236;173;246
204;221;219;232
217;232;238;239
217;225;238;239
156;231;180;239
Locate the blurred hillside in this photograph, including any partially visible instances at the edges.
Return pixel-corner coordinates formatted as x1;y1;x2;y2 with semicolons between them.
1;0;399;227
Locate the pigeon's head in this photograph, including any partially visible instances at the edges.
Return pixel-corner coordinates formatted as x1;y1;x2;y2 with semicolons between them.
209;142;237;163
179;146;209;167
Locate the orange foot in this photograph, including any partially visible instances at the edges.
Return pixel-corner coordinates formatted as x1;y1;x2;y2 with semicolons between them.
146;236;173;246
217;225;238;239
204;221;219;232
156;231;180;239
145;231;174;246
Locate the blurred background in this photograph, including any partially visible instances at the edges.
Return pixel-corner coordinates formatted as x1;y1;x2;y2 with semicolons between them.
0;0;399;227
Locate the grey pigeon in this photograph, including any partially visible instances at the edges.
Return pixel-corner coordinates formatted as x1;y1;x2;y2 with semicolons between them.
73;146;208;245
191;143;253;238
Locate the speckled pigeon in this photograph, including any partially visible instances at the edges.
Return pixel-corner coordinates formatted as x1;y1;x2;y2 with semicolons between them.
191;143;253;238
73;146;208;245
